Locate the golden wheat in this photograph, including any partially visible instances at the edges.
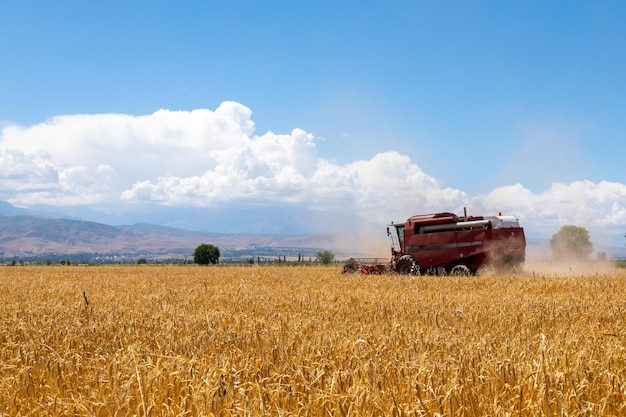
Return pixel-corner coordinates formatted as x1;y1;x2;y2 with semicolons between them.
1;265;625;416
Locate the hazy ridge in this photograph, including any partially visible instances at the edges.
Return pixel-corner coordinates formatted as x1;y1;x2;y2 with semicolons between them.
0;199;623;261
0;215;357;259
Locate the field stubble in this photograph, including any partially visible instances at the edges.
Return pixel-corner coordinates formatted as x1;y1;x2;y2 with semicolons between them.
1;265;625;416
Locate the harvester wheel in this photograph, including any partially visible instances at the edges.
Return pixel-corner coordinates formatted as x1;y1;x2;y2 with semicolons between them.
450;265;471;276
397;255;420;276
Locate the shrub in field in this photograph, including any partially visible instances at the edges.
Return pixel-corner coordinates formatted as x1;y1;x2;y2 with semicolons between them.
193;243;220;265
550;225;593;260
316;249;335;264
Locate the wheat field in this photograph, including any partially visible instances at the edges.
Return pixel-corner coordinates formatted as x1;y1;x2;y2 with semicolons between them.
1;265;625;416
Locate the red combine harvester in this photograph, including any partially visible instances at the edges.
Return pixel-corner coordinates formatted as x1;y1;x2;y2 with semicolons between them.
343;210;526;275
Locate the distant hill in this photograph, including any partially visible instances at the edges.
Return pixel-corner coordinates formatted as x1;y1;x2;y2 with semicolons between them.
1;214;623;263
0;201;27;216
0;215;363;260
0;216;187;257
117;222;345;252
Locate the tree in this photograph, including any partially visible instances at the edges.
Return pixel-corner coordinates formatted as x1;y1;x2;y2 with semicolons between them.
550;225;593;260
193;243;220;265
316;250;335;265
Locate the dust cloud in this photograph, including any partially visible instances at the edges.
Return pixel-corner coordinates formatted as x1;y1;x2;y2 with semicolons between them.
332;232;390;261
519;256;618;277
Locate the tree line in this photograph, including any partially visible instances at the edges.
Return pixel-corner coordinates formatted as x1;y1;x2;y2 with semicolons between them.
192;243;336;266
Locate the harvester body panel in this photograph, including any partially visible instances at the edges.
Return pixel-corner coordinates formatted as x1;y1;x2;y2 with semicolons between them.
392;211;525;274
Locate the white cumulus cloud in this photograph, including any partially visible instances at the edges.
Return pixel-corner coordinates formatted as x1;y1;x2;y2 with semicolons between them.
1;101;625;246
471;180;626;243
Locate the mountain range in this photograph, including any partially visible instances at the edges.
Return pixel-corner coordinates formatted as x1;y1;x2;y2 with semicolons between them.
0;200;360;259
1;201;623;262
0;214;362;261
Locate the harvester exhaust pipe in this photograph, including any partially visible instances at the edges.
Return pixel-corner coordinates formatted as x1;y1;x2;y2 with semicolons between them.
464;207;467;221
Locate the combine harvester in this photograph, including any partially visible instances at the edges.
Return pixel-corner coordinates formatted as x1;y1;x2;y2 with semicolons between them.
344;209;526;275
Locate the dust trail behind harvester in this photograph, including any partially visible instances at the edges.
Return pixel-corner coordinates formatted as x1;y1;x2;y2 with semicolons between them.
519;257;617;277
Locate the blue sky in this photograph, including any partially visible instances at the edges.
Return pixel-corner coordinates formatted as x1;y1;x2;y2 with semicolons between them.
1;1;625;250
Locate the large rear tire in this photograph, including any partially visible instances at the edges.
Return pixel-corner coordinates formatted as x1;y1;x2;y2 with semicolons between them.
397;255;420;276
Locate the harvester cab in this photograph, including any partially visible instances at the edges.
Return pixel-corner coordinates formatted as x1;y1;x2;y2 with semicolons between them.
387;223;404;253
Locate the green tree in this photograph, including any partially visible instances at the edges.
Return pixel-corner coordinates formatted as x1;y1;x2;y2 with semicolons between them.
137;258;147;264
316;250;335;265
550;225;593;260
193;243;220;265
